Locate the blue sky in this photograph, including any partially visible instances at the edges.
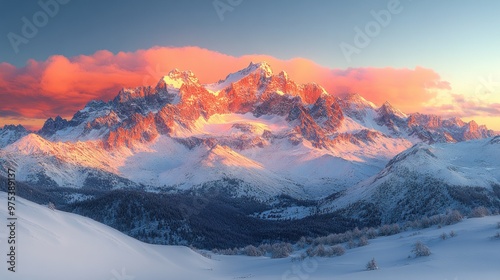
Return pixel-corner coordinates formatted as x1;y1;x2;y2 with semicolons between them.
2;0;499;71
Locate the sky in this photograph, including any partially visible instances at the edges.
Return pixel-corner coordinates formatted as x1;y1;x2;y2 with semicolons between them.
0;0;499;130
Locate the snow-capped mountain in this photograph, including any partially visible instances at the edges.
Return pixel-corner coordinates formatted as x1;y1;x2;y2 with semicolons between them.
319;136;500;223
0;62;497;200
0;124;29;148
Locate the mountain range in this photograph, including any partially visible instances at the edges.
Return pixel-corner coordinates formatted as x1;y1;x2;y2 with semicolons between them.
1;62;499;246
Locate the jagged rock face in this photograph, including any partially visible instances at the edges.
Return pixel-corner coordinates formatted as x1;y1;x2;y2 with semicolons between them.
375;102;407;135
309;95;344;131
112;86;172;116
254;94;301;117
406;113;495;143
407;113;442;129
287;104;328;148
299;83;326;104
462;121;486;139
84;111;120;133
154;105;178;134
27;62;496;152
177;83;226;121
224;68;270;113
106;113;159;148
32;63;343;149
39;116;70;137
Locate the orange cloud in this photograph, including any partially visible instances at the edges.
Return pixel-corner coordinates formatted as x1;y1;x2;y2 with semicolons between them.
321;67;451;113
0;46;452;130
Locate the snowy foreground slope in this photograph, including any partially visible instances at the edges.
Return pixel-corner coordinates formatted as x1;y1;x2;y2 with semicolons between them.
2;192;500;280
0;192;213;280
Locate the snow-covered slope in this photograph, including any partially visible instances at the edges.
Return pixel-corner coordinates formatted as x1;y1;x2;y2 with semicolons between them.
0;134;138;189
0;192;214;280
1;192;499;280
321;136;500;222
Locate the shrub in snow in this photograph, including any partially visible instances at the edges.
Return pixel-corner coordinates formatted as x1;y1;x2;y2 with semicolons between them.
493;232;500;239
449;230;457;237
343;230;354;242
306;244;345;258
313;244;329;257
297;236;307;248
347;239;356;249
330;245;345;256
470;206;490;218
391;224;401;234
444;210;463;225
366;227;378;239
378;224;392;236
312;236;324;246
271;242;293;259
48;202;56;211
440;232;448;240
366;258;378;270
313;245;332;257
324;233;341;245
358;236;369;247
379;223;401;236
352;227;362;238
412;241;431;257
217;248;238;255
244;245;263;257
258;243;272;254
419;217;432;228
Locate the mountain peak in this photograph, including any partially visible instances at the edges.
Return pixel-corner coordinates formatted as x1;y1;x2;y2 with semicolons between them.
5;133;50;154
39;115;70;137
160;68;199;88
444;117;465;127
378;101;407;118
381;101;393;108
204;62;274;95
0;124;30;148
2;124;28;132
278;70;289;80
343;93;376;108
241;61;273;77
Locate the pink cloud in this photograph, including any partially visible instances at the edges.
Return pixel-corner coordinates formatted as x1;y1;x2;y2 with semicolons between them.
0;46;452;129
